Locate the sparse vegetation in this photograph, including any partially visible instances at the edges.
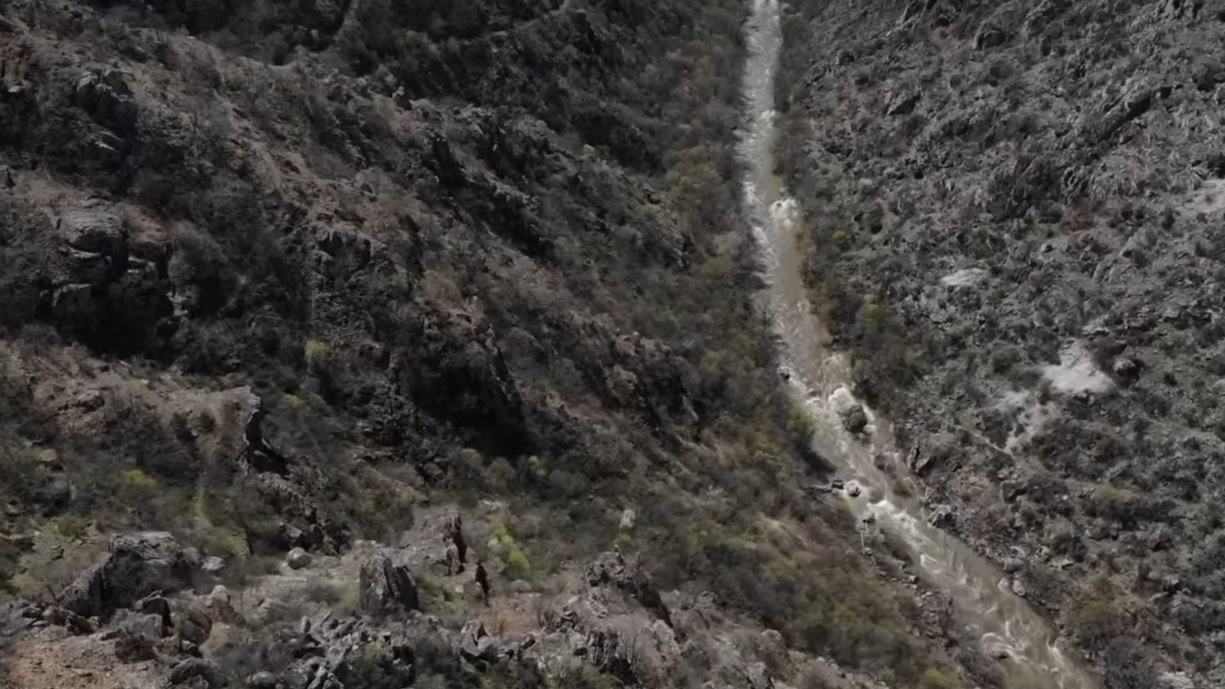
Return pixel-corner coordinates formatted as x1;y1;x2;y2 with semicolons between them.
47;514;92;541
302;577;346;605
774;0;1225;683
0;0;989;686
919;668;962;689
489;519;533;581
304;340;334;366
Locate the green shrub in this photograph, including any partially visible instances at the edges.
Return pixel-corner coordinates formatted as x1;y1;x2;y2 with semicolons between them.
920;668;963;689
304;339;333;364
1067;577;1131;653
0;535;22;594
48;513;92;541
860;301;887;327
787;409;816;437
489;519;533;580
120;468;159;490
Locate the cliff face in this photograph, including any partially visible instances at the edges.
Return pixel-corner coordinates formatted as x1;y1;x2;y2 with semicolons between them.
778;1;1225;688
0;0;973;687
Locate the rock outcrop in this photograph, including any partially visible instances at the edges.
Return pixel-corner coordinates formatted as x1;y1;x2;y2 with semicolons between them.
177;606;213;646
59;532;194;621
584;549;673;630
839;404;868;434
358;552;421;615
4;541;897;689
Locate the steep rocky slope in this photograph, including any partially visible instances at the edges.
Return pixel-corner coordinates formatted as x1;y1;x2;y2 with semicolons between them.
777;1;1225;688
0;0;976;687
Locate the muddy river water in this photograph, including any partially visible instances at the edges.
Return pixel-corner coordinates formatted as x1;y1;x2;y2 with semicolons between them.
736;1;1101;687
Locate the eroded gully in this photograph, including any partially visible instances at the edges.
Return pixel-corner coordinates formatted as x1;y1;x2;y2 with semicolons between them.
737;2;1101;687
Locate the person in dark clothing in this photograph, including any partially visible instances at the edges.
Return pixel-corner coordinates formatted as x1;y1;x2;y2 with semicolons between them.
243;406;269;453
236;402;288;476
474;560;490;604
445;511;467;567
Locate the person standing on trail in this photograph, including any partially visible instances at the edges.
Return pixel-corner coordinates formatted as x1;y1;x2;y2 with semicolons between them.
445;511;467;567
236;400;289;476
445;537;462;575
474;559;490;604
242;404;270;460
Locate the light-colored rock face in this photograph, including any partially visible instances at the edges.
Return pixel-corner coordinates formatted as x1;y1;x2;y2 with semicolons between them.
940;268;988;288
1041;340;1113;397
1160;671;1197;689
286;547;312;570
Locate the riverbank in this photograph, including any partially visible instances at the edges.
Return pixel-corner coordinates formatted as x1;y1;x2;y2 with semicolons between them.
773;2;1225;689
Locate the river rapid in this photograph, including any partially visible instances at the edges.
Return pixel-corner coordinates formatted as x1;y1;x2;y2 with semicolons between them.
736;1;1101;687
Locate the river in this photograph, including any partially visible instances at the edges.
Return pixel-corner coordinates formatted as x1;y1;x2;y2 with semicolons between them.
736;1;1101;687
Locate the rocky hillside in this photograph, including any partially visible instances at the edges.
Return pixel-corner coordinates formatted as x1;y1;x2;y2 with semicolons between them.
777;1;1225;688
0;0;978;687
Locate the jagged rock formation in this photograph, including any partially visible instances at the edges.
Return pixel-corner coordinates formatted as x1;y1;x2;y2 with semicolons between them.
58;532;194;621
358;551;421;614
9;544;902;689
584;549;674;630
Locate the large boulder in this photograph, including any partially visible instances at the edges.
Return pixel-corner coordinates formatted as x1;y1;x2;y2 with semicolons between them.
169;658;222;687
251;612;418;687
177;606;214;646
458;619;505;665
58;207;128;264
927;504;957;529
839;403;869;434
48;204;129;290
286;547;312;570
59;532;194;620
359;552;421;614
203;585;241;625
44;201;173;352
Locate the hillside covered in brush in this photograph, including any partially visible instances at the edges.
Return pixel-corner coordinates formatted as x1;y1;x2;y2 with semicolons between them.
0;0;976;688
777;1;1225;688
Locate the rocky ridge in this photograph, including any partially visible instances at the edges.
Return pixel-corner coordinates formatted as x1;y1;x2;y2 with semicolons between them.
0;514;893;689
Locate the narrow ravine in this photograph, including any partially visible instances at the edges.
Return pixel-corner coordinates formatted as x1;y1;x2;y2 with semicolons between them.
737;1;1102;688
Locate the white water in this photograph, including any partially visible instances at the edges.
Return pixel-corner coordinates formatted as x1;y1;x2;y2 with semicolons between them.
737;2;1101;687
